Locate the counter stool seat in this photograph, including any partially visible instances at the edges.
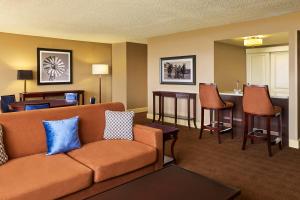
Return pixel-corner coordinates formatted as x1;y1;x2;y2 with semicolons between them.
242;85;283;157
199;83;234;144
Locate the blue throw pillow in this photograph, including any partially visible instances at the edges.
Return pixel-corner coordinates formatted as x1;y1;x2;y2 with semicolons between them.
43;116;81;155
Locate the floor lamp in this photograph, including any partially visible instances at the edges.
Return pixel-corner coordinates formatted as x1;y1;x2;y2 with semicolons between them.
92;64;109;103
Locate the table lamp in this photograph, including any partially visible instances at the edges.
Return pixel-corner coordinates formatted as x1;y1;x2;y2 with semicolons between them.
92;64;109;103
17;70;33;93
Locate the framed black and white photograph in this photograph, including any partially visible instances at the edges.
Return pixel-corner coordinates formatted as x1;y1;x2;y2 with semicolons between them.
160;55;196;85
37;48;73;85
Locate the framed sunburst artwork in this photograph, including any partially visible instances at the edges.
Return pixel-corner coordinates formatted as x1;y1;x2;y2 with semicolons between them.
37;48;73;85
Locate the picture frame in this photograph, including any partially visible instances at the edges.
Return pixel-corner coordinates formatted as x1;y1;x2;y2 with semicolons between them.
37;48;73;85
160;55;196;85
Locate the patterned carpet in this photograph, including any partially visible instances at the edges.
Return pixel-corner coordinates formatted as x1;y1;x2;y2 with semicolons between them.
135;113;300;200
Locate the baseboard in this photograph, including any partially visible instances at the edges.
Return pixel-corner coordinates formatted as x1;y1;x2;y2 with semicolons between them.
128;107;148;113
148;113;300;149
147;113;200;128
289;139;300;149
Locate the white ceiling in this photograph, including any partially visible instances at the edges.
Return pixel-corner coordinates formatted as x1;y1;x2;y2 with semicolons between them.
0;0;300;43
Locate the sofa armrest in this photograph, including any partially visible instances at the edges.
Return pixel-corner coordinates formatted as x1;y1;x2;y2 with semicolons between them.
133;124;163;170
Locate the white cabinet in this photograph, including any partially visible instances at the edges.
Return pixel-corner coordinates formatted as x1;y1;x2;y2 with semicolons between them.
246;46;289;96
246;53;270;85
270;51;289;96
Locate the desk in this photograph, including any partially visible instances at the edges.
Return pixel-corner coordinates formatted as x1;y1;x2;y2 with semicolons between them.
9;99;77;111
19;90;85;105
152;91;197;128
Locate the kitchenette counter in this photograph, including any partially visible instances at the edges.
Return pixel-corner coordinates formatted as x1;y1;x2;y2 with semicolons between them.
220;92;289;99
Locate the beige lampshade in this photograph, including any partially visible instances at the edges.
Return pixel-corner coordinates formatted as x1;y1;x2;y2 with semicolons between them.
92;64;109;75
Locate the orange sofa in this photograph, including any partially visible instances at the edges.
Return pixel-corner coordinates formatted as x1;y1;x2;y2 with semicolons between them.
0;102;163;200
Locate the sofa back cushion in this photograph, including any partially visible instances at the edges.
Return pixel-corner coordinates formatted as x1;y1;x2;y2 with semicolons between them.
0;102;124;159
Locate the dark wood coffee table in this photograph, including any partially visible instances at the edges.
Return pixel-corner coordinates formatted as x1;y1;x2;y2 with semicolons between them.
87;165;240;200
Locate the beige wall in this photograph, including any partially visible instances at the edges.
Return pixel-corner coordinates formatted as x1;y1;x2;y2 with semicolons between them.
112;43;127;107
147;11;300;147
127;42;147;110
112;42;148;110
0;32;112;104
214;42;246;92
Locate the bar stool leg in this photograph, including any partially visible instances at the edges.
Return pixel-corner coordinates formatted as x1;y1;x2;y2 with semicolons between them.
250;115;254;144
242;113;248;150
230;108;234;139
209;110;213;134
278;114;283;150
217;110;221;144
199;107;204;139
267;117;273;157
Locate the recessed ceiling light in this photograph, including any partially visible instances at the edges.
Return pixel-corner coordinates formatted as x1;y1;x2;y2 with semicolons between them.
244;35;264;47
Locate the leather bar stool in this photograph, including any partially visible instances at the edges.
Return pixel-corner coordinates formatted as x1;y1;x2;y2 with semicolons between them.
199;83;234;144
242;85;283;157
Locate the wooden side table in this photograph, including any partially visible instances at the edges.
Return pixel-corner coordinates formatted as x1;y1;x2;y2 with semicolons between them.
146;123;179;165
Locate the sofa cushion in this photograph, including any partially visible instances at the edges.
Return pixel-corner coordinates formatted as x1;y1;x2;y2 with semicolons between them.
68;140;157;183
0;153;92;200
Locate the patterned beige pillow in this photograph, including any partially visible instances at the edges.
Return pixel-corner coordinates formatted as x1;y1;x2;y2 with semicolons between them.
0;124;8;165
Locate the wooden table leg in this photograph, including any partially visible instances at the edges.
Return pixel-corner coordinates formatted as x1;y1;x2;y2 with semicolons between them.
158;95;161;122
153;94;156;122
187;97;191;128
171;132;178;164
174;97;177;126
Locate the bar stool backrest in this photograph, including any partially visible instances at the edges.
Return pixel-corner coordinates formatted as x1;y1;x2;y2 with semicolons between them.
243;84;274;116
199;83;225;109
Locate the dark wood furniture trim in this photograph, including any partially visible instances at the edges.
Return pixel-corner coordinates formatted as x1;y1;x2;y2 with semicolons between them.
152;91;197;128
19;90;85;105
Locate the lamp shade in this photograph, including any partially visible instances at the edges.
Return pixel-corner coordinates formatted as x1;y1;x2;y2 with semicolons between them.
17;70;33;80
92;64;109;75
